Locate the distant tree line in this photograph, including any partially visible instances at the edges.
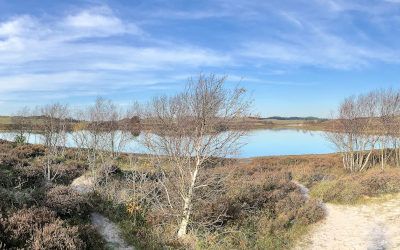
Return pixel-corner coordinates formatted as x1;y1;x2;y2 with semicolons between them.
265;116;326;121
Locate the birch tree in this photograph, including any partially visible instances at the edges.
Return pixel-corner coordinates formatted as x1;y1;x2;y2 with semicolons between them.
141;74;251;238
72;98;134;185
377;89;400;168
39;103;69;182
327;93;378;171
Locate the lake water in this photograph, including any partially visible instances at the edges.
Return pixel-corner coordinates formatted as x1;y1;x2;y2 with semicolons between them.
238;129;334;158
0;129;335;158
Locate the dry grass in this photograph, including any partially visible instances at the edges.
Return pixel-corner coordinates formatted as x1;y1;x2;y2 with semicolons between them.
2;139;400;249
250;153;400;204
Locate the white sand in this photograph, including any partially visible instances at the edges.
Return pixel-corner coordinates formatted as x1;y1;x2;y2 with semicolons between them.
295;194;400;250
71;175;135;250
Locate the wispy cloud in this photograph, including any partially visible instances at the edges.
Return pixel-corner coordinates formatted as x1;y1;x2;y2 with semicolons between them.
1;0;400;115
240;32;398;70
0;5;231;111
63;6;141;38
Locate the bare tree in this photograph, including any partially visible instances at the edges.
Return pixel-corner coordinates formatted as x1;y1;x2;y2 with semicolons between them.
327;93;378;172
39;103;69;183
377;89;400;169
72;98;134;185
377;89;400;168
140;74;251;238
328;88;400;171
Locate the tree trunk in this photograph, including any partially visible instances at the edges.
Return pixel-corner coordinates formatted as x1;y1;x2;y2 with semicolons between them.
177;166;199;238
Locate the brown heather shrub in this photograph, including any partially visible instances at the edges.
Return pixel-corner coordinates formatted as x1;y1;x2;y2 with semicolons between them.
0;214;8;245
0;139;13;151
11;144;46;159
0;167;19;189
249;154;344;188
295;199;325;224
1;155;28;168
0;188;39;212
0;189;13;213
78;224;106;250
192;161;325;250
6;207;57;246
32;219;84;250
45;185;89;218
55;162;88;185
15;164;44;188
359;169;400;195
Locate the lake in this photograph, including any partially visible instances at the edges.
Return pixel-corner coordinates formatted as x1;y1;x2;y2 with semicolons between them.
238;129;334;158
0;129;335;158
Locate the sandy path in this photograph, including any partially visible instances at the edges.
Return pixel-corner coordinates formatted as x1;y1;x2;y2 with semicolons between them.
91;212;134;250
71;174;135;250
295;194;400;250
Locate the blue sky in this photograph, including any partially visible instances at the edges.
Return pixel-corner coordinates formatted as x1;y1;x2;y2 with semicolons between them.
0;0;400;117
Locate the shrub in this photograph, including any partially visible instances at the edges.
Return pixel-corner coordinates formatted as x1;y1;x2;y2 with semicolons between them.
296;199;325;225
78;224;106;250
6;207;57;247
0;189;13;213
45;185;89;218
0;214;8;245
11;144;46;159
55;162;87;185
191;166;325;250
1;155;28;168
0;140;13;154
0;188;39;212
360;169;400;195
0;167;18;188
31;219;84;250
309;179;365;204
15;164;44;188
13;134;26;145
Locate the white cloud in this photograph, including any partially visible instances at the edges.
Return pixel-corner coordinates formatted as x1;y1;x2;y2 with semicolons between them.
0;6;230;81
64;6;141;37
0;5;231;113
0;15;38;38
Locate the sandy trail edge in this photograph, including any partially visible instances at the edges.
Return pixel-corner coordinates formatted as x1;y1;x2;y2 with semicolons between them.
293;186;400;250
71;175;134;250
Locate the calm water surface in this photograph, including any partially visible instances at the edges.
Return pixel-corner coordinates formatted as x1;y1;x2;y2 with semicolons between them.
0;129;335;158
239;129;334;158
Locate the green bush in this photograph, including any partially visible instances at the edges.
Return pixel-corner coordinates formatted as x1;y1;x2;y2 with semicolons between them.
13;134;26;145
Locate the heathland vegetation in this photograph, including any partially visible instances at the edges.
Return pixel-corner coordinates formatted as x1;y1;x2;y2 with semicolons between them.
1;75;400;249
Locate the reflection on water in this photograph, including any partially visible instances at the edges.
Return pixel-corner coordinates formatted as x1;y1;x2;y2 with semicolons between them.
0;129;335;158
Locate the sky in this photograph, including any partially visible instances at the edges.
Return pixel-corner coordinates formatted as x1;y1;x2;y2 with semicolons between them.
0;0;400;117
